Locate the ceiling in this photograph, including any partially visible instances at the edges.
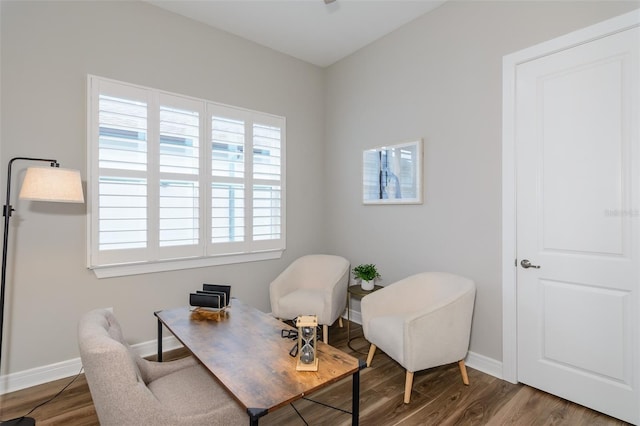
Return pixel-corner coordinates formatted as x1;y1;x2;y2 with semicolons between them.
146;0;447;67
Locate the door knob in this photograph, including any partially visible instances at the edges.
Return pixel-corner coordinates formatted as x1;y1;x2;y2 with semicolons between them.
520;259;540;269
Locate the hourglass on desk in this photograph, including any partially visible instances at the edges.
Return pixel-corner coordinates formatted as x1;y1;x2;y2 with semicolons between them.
296;315;319;371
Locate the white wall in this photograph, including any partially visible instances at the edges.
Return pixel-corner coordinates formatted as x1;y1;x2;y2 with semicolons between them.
0;0;326;378
324;0;639;362
1;0;639;390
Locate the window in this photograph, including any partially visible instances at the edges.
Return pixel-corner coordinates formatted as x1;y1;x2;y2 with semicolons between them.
87;76;285;277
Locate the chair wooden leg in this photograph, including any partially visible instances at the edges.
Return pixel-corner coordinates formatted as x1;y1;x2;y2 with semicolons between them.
323;324;329;344
458;360;469;385
366;344;377;367
338;317;343;327
404;371;414;404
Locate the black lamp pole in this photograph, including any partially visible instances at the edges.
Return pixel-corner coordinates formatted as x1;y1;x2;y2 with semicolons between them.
0;157;58;426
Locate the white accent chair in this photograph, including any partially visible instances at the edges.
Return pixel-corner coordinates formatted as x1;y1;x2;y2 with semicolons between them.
78;309;246;426
269;254;350;344
362;272;476;404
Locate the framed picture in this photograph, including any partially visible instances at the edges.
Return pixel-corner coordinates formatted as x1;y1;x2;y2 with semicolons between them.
362;139;423;205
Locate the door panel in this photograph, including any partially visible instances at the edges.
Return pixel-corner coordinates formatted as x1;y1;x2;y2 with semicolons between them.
542;280;628;381
516;26;639;423
541;59;625;255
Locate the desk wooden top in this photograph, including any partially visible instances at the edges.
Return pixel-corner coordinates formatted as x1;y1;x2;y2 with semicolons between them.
155;299;361;414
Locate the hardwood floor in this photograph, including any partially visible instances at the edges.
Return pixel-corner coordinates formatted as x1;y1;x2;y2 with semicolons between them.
0;321;630;425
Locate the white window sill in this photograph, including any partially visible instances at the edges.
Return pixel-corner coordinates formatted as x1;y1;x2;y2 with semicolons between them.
90;250;283;279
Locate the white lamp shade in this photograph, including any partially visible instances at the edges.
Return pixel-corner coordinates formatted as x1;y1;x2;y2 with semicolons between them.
18;167;85;203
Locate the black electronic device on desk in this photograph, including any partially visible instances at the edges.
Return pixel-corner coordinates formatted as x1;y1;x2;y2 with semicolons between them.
189;284;231;310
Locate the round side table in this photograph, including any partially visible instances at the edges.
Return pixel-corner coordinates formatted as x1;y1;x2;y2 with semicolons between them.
347;284;383;353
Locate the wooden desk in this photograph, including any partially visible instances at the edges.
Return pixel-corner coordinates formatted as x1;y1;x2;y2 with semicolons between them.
155;299;364;425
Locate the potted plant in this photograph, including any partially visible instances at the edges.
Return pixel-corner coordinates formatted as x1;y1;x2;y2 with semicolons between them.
352;264;380;291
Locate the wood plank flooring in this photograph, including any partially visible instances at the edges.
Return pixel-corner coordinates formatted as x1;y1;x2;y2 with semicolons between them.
0;320;630;425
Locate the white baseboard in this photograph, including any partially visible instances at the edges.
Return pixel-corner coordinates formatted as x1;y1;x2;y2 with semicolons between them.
465;350;503;379
344;308;503;380
0;357;84;395
344;308;362;325
0;336;182;395
1;313;503;395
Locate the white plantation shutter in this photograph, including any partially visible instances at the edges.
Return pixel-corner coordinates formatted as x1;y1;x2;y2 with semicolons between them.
210;114;246;246
98;177;147;250
159;180;199;246
211;116;245;179
93;81;150;265
207;106;285;255
159;106;199;174
253;123;281;180
253;185;281;240
211;183;245;243
157;98;202;258
98;96;147;171
252;122;282;244
88;75;285;274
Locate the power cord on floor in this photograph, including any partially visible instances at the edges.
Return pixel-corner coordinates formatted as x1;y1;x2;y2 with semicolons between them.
289;396;353;425
290;402;309;426
0;366;84;424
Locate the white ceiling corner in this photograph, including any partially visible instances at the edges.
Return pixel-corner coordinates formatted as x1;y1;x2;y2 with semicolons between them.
145;0;447;67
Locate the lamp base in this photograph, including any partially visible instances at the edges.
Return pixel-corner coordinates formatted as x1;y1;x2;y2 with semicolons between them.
1;417;35;425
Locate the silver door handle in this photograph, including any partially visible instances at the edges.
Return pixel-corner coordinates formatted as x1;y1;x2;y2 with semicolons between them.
520;259;540;269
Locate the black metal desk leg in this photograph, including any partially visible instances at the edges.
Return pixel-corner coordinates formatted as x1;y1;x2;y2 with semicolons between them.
247;408;266;425
352;368;360;425
157;317;163;362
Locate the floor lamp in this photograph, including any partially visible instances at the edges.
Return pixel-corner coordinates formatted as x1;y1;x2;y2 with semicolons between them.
0;157;84;426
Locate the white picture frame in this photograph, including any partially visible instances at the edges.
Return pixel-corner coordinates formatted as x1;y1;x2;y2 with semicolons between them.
362;139;423;205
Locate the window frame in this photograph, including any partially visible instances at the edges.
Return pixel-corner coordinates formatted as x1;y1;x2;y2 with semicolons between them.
87;75;285;278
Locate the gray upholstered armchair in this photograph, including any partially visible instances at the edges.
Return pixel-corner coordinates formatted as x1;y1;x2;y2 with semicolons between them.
269;254;350;344
78;309;246;426
362;272;476;404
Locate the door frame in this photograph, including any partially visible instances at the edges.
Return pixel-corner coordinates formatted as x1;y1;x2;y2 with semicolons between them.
501;9;640;384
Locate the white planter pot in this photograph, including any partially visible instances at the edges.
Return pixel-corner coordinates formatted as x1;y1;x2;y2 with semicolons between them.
361;279;374;291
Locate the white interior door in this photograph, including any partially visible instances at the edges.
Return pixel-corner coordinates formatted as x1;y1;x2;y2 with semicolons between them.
514;23;639;424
